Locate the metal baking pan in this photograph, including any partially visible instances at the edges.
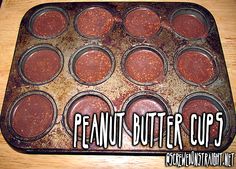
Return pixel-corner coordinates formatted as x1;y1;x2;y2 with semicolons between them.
0;2;235;155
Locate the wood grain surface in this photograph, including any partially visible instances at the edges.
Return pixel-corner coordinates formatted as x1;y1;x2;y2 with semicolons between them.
0;0;235;168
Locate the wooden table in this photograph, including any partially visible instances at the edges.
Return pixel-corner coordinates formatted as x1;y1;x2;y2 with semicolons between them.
0;0;235;168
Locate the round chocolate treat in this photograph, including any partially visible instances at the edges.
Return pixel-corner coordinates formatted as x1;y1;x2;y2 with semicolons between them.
65;93;112;138
171;13;207;39
123;92;170;139
70;46;114;85
10;92;56;139
31;8;68;38
20;45;62;84
76;7;114;38
123;48;165;85
176;49;216;85
182;99;219;138
124;7;161;38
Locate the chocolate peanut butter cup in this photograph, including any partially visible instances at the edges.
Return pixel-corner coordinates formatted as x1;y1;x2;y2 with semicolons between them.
174;46;218;86
19;44;63;85
122;91;171;140
121;45;167;86
75;7;114;38
124;7;161;39
178;92;229;141
170;8;209;39
69;45;115;85
63;91;114;138
29;7;69;39
8;91;57;141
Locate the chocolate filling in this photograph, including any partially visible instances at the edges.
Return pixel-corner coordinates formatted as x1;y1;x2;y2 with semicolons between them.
23;49;61;83
182;99;219;138
32;10;67;38
124;49;164;84
176;50;215;84
11;94;54;138
76;7;114;38
74;50;112;84
67;95;111;138
124;8;161;38
125;97;165;138
172;14;207;39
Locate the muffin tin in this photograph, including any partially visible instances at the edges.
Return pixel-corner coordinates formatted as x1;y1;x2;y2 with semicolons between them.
0;2;235;154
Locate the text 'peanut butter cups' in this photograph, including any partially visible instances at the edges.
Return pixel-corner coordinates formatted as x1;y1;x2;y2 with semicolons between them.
8;91;57;141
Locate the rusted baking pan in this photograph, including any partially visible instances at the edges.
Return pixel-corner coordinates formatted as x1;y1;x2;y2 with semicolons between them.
0;2;235;155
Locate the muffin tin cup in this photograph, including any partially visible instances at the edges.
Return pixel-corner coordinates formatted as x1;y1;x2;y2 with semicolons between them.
170;7;210;40
178;92;230;144
174;46;219;86
28;6;69;39
69;44;115;86
18;44;64;85
62;90;115;140
122;6;162;40
74;6;116;39
121;91;172;142
7;90;58;142
121;45;168;86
